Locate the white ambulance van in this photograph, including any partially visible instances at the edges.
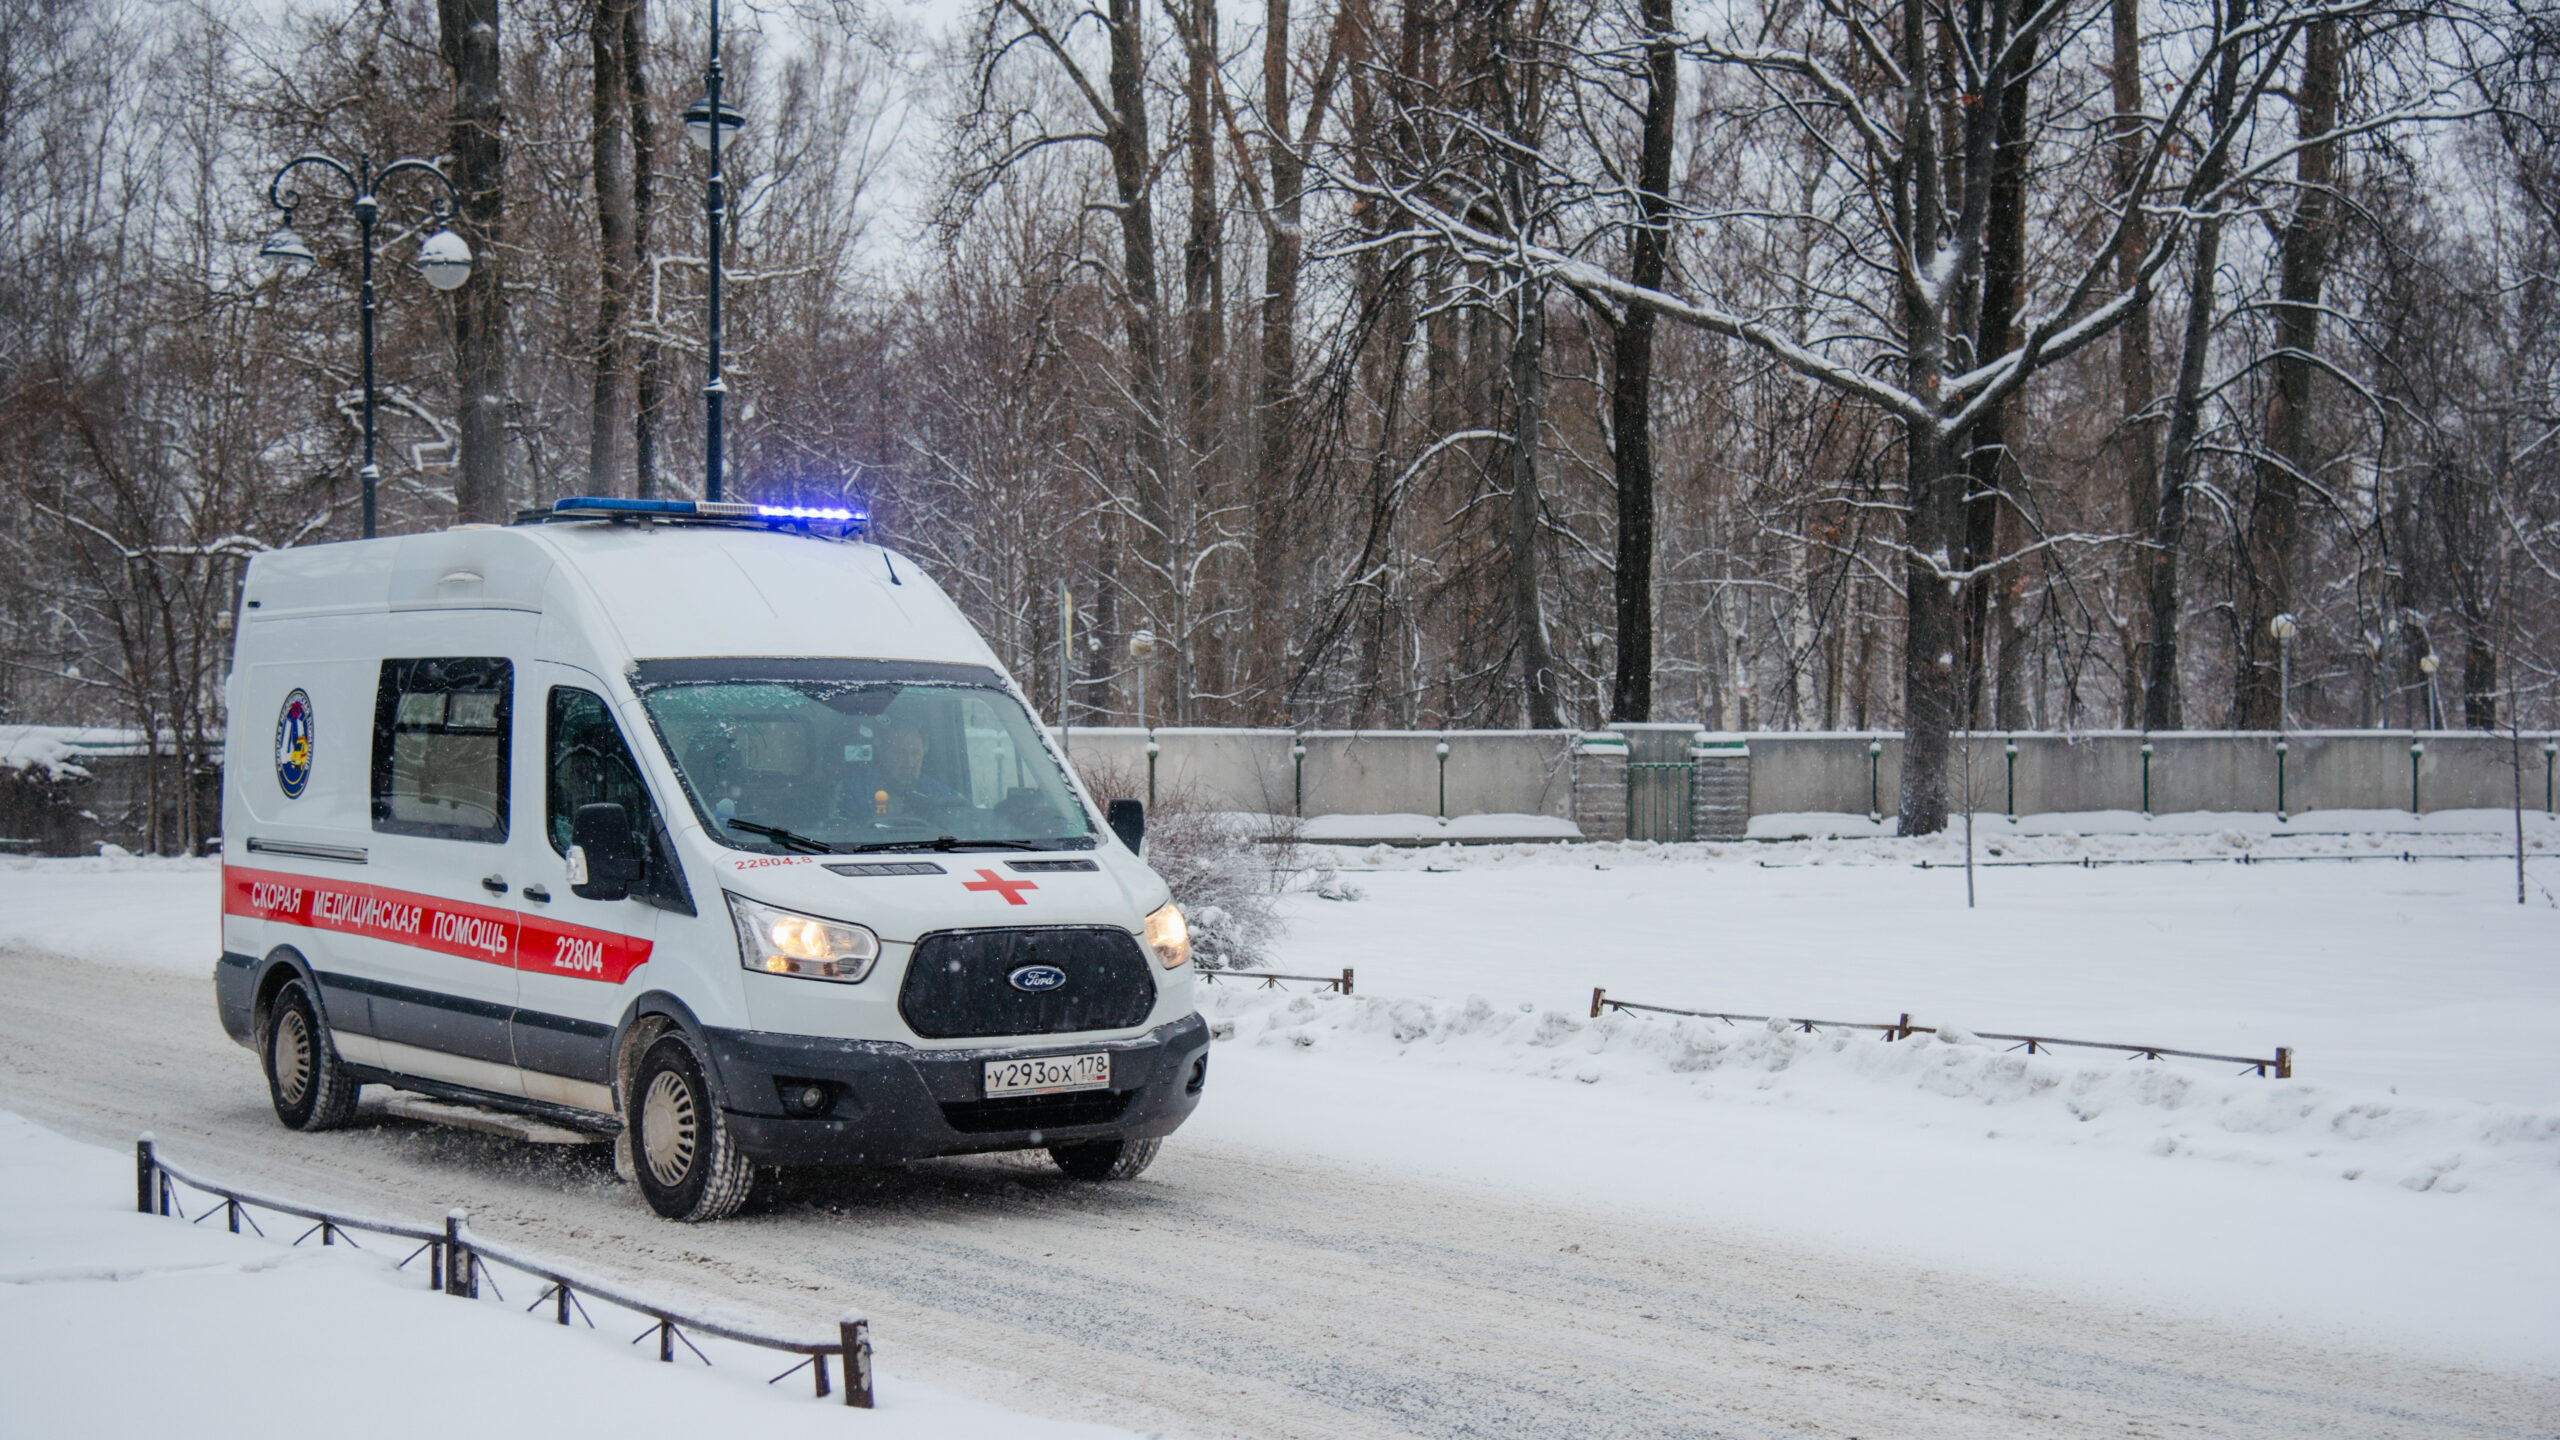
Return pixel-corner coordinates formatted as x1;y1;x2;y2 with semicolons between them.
215;497;1207;1220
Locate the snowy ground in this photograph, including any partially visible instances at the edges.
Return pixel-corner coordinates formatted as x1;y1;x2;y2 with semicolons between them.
0;820;2555;1430
0;1111;1132;1440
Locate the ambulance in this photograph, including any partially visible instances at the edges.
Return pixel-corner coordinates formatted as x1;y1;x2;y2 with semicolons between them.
213;498;1208;1220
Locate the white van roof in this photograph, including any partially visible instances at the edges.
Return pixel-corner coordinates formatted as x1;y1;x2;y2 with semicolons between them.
240;521;1005;678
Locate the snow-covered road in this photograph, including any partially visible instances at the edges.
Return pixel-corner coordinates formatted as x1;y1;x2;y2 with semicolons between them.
0;944;2549;1438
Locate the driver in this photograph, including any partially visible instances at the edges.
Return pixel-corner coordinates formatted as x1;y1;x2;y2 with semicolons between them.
864;717;965;816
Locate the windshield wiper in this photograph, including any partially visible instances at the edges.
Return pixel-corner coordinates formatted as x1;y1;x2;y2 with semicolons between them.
842;835;1046;854
723;817;842;855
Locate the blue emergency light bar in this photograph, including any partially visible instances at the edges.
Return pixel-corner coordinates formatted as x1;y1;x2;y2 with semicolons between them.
543;495;868;532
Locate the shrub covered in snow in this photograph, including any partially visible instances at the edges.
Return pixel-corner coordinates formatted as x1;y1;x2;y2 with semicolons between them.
1074;757;1299;969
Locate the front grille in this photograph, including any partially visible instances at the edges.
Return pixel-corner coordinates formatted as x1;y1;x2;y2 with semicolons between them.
939;1090;1132;1134
899;927;1157;1040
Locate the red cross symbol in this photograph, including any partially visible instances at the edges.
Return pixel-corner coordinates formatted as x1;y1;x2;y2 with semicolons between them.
961;868;1038;906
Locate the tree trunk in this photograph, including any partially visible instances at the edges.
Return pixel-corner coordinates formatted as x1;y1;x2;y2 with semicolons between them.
2234;17;2340;728
1177;0;1221;470
1963;23;2035;729
439;0;508;523
588;0;636;494
1608;0;1675;722
2463;630;2498;729
2142;0;2248;731
626;0;661;497
2111;0;2159;725
1245;0;1299;721
1894;0;1953;836
1992;498;2032;730
1103;0;1175;716
1508;273;1562;729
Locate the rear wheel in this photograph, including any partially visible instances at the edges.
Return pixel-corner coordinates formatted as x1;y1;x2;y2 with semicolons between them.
1049;1136;1160;1181
629;1035;754;1222
265;980;359;1131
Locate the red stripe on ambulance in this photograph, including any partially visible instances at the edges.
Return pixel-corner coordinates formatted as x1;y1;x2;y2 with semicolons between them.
224;865;651;983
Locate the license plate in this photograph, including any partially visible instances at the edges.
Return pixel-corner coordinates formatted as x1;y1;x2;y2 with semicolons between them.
983;1051;1111;1098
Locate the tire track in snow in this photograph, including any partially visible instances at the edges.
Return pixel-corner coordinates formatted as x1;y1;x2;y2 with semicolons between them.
0;947;2549;1439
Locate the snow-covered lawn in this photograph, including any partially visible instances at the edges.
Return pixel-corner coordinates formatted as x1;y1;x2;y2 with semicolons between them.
5;820;2555;1380
1178;821;2560;1372
0;1111;1131;1439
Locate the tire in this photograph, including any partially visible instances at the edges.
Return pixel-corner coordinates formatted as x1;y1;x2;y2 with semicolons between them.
1049;1135;1160;1181
628;1035;754;1222
265;980;360;1131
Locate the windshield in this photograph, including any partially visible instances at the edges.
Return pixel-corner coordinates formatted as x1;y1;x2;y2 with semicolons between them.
636;677;1094;853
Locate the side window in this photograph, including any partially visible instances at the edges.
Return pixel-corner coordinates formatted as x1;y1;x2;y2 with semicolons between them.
372;658;512;843
547;687;656;855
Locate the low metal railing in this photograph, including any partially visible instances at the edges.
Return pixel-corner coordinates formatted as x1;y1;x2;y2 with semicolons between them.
134;1135;872;1407
1910;850;2536;869
1585;990;2292;1078
1198;966;1354;994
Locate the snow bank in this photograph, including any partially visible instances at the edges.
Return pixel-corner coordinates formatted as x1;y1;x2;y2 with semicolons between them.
1203;987;2560;1205
0;854;216;973
0;1111;1132;1440
1299;812;1581;844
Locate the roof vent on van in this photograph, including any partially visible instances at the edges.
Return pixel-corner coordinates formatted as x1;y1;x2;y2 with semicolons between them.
525;495;869;538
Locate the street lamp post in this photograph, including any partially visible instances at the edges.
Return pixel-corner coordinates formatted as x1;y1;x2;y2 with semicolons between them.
1128;630;1159;729
263;154;471;539
2269;612;2298;732
684;0;746;503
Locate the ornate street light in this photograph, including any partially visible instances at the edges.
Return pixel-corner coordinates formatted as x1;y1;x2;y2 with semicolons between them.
262;153;469;539
686;0;747;502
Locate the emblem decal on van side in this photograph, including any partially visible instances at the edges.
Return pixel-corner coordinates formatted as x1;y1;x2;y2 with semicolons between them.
273;689;315;798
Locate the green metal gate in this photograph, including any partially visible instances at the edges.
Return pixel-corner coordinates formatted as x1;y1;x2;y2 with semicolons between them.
1621;727;1695;842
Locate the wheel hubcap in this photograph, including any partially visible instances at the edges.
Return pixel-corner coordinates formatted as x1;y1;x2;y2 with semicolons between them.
641;1070;698;1188
274;1009;312;1106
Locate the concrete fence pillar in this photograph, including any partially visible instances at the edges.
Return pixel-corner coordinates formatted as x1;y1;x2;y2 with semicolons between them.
1572;732;1628;842
1690;741;1750;841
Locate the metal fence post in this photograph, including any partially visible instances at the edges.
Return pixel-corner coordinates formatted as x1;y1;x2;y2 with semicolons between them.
2274;738;2289;821
2003;739;2017;821
1867;737;1882;822
2543;738;2553;815
841;1315;874;1408
1292;739;1306;818
2410;739;2425;814
1145;737;1159;810
444;1209;474;1298
2140;742;2153;818
135;1134;155;1215
1435;738;1449;819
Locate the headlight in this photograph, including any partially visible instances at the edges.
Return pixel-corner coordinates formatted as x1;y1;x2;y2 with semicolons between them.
1142;902;1190;969
727;894;879;983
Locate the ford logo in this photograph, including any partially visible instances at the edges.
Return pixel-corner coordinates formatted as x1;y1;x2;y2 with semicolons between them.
1008;964;1068;993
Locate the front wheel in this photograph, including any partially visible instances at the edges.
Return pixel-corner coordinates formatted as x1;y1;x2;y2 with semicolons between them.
628;1035;754;1222
265;980;360;1131
1049;1136;1160;1181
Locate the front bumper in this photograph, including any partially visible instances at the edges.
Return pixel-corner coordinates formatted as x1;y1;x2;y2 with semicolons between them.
708;1011;1210;1167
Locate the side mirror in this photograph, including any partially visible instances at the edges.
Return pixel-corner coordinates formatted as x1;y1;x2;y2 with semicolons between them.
1106;798;1145;856
569;802;644;901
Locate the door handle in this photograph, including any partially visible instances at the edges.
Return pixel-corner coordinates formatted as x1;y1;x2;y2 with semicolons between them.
521;884;552;903
480;875;509;895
